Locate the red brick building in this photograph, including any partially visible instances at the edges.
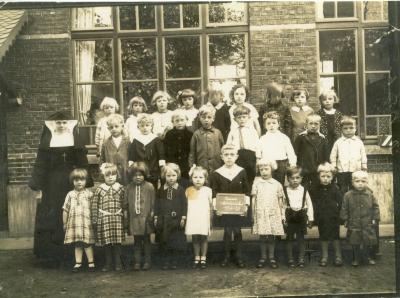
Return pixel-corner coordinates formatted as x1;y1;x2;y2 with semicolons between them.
0;2;394;236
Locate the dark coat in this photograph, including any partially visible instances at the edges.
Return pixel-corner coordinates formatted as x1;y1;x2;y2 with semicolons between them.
100;136;130;185
258;101;292;137
164;128;193;178
340;189;380;245
317;109;343;153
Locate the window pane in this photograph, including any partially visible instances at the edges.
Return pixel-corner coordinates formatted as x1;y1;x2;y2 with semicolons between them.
319;30;356;73
76;84;114;125
75;40;113;82
363;1;382;21
365;29;390;71
209;34;246;79
209;78;247;103
209;3;246;24
183;4;200;28
320;75;357;115
139;4;156;29
323;1;335;18
121;38;157;80
166;80;202;105
337;1;354;17
367;116;391;136
123;82;158;112
119;6;136;30
73;7;112;30
164;4;180;28
165;36;201;78
366;73;390;115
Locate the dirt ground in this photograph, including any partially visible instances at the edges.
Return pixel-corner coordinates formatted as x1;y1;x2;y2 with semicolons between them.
0;239;396;298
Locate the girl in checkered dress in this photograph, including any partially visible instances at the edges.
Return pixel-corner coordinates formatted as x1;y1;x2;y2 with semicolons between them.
62;168;95;272
92;163;126;272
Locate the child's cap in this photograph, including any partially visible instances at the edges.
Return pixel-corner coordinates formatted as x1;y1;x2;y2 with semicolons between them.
69;168;88;184
352;170;368;181
341;116;356;127
128;96;148;113
319;89;339;105
233;105;250;117
137;113;154;126
290;88;309;101
265;82;285;100
177;89;196;105
161;162;181;179
198;104;216;118
229;84;250;102
257;158;277;171
317;162;335;174
106;113;124;126
128;161;149;179
151;90;172;107
286;166;302;178
100;96;119;111
100;163;118;176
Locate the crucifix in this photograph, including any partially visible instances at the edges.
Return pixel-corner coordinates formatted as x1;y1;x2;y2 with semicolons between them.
61;152;67;162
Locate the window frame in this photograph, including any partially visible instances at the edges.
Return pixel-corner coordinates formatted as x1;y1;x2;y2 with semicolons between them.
315;1;358;22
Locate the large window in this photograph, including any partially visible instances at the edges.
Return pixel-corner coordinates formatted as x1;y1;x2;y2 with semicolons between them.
317;1;390;139
72;4;248;136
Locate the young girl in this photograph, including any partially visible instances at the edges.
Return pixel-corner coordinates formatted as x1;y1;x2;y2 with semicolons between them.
228;84;261;136
128;114;166;190
164;110;193;185
209;144;251;268
91;163;125;272
309;162;343;267
100;114;130;185
258;82;292;137
154;163;187;270
176;89;199;132
151;91;174;139
284;166;314;268
317;90;343;153
125;96;148;142
95;97;119;157
185;166;213;269
289;88;314;143
124;162;155;271
251;159;285;269
62;168;95;272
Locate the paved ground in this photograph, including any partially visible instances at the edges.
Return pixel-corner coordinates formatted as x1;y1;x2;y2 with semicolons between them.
0;239;396;297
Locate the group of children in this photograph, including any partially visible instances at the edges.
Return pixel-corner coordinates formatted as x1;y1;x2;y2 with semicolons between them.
61;83;380;272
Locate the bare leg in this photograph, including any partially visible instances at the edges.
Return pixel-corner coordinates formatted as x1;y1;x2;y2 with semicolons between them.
74;246;83;267
200;236;208;258
84;246;95;267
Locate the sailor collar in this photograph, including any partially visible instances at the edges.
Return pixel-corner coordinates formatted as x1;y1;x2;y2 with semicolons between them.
299;130;325;138
216;164;243;181
134;133;157;146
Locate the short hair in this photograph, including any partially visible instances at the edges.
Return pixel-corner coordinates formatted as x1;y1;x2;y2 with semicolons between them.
106;113;124;127
137;113;154;126
205;89;224;102
221;143;238;155
317;162;335;174
100;96;119;111
198;104;216;118
190;166;208;181
229;84;250;103
319;89;339;105
69;168;88;184
265;82;285;100
290;88;309;101
176;89;197;105
233;105;250;117
341;116;356;127
352;170;368;181
257;159;278;171
128;162;149;179
306;113;321;123
161;163;181;179
286;166;303;178
127;96;148;113
151;90;172;107
100;163;118;177
263;111;280;123
171;109;189;123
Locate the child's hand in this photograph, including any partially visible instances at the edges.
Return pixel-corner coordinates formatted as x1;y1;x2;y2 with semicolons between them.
307;220;314;229
372;219;377;225
153;217;158;228
180;217;186;228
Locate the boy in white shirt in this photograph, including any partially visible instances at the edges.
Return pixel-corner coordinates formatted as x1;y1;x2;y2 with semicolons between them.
330;116;367;192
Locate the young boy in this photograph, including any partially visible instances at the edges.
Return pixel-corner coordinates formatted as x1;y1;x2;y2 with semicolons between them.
226;106;260;186
294;114;329;190
340;171;380;266
209;144;251;268
330;116;367;193
257;111;297;185
189;105;224;175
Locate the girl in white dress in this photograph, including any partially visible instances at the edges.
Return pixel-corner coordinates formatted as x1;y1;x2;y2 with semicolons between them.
185;166;212;269
252;159;285;269
125;96;148;142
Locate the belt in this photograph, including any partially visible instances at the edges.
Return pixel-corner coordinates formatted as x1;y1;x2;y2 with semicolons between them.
99;208;122;216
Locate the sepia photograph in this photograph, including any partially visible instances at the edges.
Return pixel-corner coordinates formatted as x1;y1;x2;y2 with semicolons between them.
0;1;399;297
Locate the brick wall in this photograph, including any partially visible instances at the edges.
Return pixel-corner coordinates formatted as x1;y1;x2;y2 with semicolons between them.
0;8;72;184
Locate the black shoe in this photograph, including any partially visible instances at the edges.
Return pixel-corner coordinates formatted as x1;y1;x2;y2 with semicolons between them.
256;259;266;268
72;263;82;273
297;259;305;268
133;263;141;271
269;259;278;269
87;262;96;272
200;260;207;269
192;260;199;269
236;259;245;268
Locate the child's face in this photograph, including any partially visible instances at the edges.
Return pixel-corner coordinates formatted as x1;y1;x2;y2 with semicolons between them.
182;97;194;109
172;115;187;130
156;97;168;112
192;171;205;189
265;118;279;133
165;170;178;186
103;104;116;116
132;103;143;115
104;173;117;186
259;165;272;180
73;178;86;191
138;122;153;135
319;171;333;186
306;119;320;133
199;113;214;129
288;173;302;188
235;114;250;127
342;124;356;138
108;121;124;137
322;95;335;110
210;92;223;106
352;177;367;191
55;120;69;133
221;149;238;167
132;172;144;185
233;87;246;105
293;92;307;107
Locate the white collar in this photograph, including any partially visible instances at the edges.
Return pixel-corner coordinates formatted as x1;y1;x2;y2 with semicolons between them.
341;135;358;141
163;183;179;190
45;120;77;147
323;108;336;115
215;164;243;181
287;185;303;192
291;105;312;112
299;130;325;138
214;102;224;110
134;133;157;146
99;182;122;192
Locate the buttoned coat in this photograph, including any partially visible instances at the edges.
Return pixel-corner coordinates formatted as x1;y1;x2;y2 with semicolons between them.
100;136;130;185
